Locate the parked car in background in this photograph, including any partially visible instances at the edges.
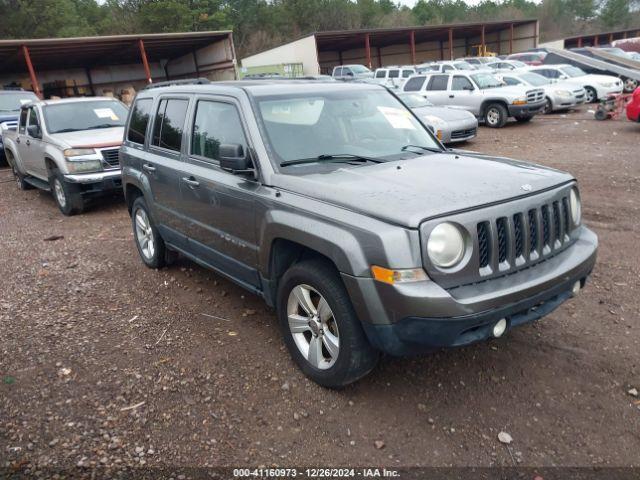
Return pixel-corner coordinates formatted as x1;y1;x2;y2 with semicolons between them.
456;57;495;66
486;59;528;71
627;86;640;122
528;64;623;103
121;79;597;387
396;92;478;143
507;52;547;65
0;89;39;164
332;64;374;80
403;71;546;127
496;71;586;113
417;60;477;73
2;97;128;215
373;66;417;89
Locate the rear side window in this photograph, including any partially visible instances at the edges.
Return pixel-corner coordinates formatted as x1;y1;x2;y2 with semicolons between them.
191;101;247;163
404;76;426;91
388;69;400;78
375;70;386;79
152;98;189;152
127;98;152;144
427;75;449;91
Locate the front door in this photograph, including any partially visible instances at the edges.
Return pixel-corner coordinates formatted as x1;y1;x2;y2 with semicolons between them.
446;75;479;113
16;107;34;175
178;96;260;290
144;96;192;247
25;106;47;179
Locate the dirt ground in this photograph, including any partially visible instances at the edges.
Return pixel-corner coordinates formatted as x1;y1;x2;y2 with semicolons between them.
1;106;639;474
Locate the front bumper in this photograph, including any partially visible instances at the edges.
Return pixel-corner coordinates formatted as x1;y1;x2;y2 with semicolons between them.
508;100;545;117
64;169;122;194
342;226;597;355
441;118;478;144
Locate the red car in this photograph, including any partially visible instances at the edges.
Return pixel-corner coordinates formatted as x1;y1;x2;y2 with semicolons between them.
627;87;640;122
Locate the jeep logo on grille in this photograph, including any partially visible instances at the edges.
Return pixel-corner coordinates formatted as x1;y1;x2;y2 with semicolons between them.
521;184;532;191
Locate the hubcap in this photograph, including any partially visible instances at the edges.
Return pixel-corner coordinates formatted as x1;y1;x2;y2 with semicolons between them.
624;78;637;93
487;108;499;125
134;208;155;260
287;284;339;370
586;89;595;103
54;179;66;208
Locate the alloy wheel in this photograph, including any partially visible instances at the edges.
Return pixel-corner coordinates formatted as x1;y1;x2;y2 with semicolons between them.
585;88;596;103
134;208;155;260
54;179;66;208
486;108;500;126
287;284;340;370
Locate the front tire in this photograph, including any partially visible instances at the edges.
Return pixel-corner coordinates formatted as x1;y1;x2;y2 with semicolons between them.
49;170;84;216
585;87;597;104
131;196;166;269
483;103;508;128
277;259;379;388
543;97;553;114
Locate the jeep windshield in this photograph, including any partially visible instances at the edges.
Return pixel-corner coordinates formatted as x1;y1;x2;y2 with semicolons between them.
255;88;441;169
44;100;128;134
470;73;504;89
0;92;38;112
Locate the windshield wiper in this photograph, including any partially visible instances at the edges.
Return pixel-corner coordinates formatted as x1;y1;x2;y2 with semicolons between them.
87;123;122;130
51;128;82;133
281;153;384;167
401;144;442;154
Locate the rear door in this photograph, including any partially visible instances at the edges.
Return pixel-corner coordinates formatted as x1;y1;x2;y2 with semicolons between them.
178;95;260;289
423;74;451;105
144;96;192;246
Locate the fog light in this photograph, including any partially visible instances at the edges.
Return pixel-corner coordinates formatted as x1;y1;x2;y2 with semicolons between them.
493;319;507;338
572;280;581;296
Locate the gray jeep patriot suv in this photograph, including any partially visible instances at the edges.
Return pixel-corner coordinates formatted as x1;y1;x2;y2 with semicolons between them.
120;79;597;388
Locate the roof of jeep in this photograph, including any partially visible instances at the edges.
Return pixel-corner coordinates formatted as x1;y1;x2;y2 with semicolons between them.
137;80;384;98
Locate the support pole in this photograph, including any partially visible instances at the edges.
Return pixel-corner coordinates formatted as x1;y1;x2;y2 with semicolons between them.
481;25;485;54
509;23;514;55
439;40;444;60
594;35;599;47
608;33;613;44
138;39;152;84
577;37;583;48
364;33;372;69
377;47;382;68
21;45;41;98
192;50;200;77
338;50;343;65
448;28;453;60
409;30;416;65
85;67;95;96
496;30;501;55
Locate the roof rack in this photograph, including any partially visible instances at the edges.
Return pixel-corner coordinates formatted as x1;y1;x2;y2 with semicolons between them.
142;78;211;90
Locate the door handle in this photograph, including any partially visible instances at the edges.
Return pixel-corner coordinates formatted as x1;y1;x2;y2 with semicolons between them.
16;138;20;144
182;176;200;188
26;139;30;146
142;164;156;173
449;95;455;98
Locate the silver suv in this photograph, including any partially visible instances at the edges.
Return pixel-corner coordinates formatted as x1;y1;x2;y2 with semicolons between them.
403;71;546;127
121;79;597;387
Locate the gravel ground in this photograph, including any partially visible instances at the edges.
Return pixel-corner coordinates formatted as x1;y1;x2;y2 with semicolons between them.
1;106;639;474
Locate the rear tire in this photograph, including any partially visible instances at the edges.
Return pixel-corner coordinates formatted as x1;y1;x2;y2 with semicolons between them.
11;164;32;191
585;87;597;104
49;170;84;216
277;259;379;388
483;103;508;128
131;196;166;269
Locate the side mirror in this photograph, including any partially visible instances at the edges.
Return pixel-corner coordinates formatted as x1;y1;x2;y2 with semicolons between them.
464;84;474;91
346;71;354;77
219;144;252;173
27;124;41;138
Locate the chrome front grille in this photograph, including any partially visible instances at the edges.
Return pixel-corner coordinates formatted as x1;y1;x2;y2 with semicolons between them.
100;148;120;169
451;128;477;139
526;89;545;104
420;185;578;290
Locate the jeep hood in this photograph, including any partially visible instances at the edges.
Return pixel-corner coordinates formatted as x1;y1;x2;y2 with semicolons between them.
49;126;124;149
272;152;573;228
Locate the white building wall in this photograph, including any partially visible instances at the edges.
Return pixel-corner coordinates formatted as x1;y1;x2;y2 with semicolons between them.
241;35;320;75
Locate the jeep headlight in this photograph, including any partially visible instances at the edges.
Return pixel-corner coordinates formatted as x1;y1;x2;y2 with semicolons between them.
64;148;96;158
570;187;581;225
427;222;466;268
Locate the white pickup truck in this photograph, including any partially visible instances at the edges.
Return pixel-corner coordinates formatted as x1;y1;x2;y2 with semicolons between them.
2;97;128;215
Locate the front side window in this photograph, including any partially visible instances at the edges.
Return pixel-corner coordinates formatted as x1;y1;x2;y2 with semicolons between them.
334;67;343;76
427;75;449;91
350;65;371;74
404;76;426;91
470;73;503;89
191;101;247;162
451;76;473;90
402;69;414;78
442;65;453;72
127;98;153;144
152;98;189;152
389;70;400;78
255;89;441;170
43;100;128;134
18;108;28;133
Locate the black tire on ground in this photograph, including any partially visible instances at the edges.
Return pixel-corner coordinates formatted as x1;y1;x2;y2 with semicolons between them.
48;170;84;216
543;97;553;114
585;87;597;104
131;196;166;269
11;164;32;191
594;108;608;121
277;259;379;388
483;103;508;128
515;115;533;123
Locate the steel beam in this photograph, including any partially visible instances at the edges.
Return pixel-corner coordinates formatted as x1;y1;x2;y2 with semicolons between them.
410;30;416;65
448;28;453;60
21;45;41;98
365;33;372;69
138;39;152;84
